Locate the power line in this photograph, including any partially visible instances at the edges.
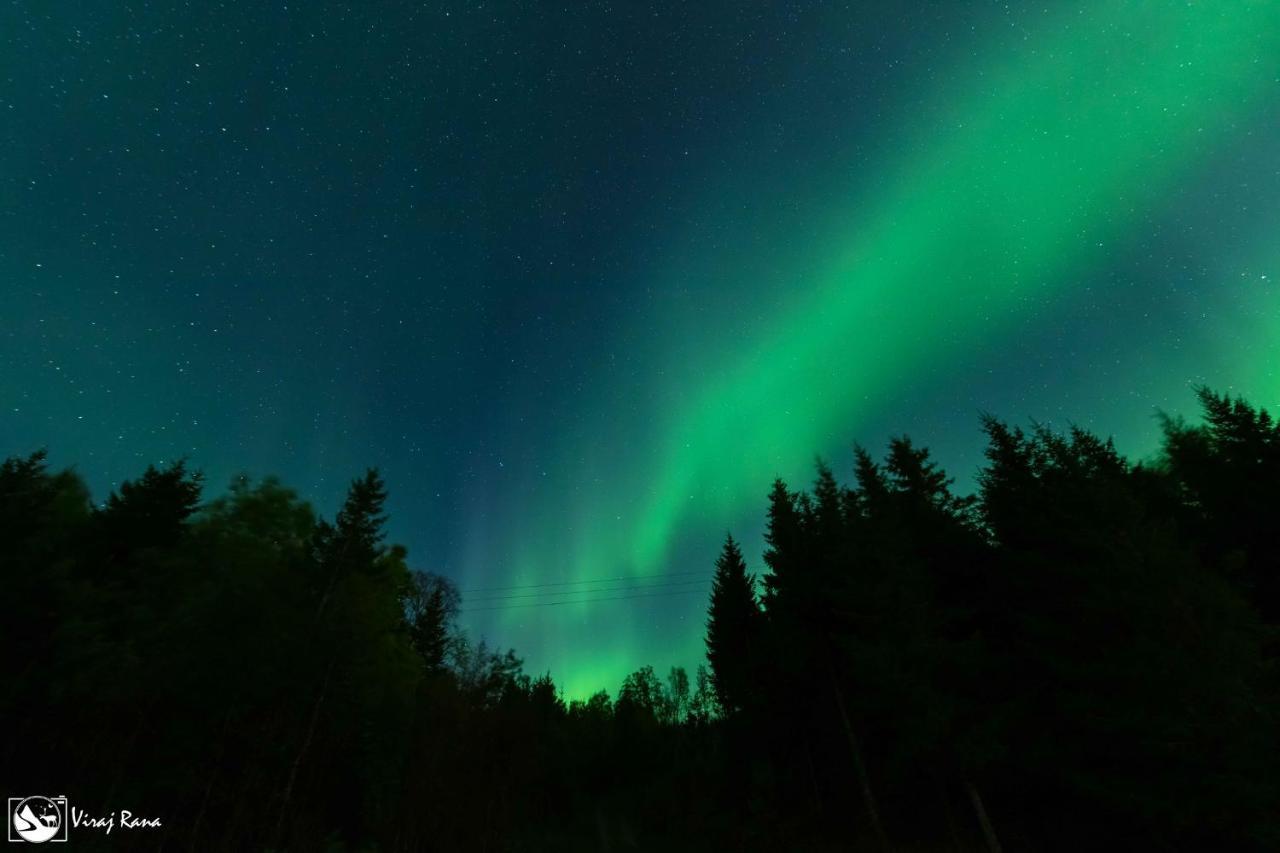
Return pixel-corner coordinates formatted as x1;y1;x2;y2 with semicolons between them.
461;569;708;594
459;585;709;614
466;578;710;603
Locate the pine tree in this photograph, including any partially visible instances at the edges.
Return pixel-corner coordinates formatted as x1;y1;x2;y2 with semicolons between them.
311;468;388;621
705;533;760;716
407;571;459;675
975;416;1273;848
853;445;889;514
811;459;844;539
1161;388;1280;621
885;437;956;512
329;468;389;569
761;478;803;611
98;460;203;559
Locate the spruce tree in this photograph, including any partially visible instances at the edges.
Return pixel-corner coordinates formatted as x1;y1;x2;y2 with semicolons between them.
1162;388;1280;621
705;533;760;716
407;571;460;675
761;478;802;611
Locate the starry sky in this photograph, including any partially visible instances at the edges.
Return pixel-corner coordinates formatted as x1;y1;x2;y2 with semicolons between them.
3;1;1278;697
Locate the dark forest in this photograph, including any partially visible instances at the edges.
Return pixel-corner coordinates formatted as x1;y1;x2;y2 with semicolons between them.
3;388;1277;850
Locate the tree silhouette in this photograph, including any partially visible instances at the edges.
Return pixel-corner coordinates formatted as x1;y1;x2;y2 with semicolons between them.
406;570;461;674
705;533;760;716
1161;387;1280;621
3;388;1277;851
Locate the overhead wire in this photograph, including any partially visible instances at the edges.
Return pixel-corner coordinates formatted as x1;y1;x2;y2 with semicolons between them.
459;584;711;614
461;569;708;594
465;578;710;603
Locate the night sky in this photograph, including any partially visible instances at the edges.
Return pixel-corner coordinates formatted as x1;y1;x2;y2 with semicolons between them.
4;1;1278;697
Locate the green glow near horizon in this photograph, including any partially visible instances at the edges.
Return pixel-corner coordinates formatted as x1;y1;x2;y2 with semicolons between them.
488;1;1280;699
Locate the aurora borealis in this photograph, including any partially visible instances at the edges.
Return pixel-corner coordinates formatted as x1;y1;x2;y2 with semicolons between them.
4;2;1279;697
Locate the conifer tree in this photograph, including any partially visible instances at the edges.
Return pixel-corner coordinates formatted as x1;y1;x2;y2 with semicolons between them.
407;571;460;675
1162;388;1280;621
761;478;803;611
705;533;760;716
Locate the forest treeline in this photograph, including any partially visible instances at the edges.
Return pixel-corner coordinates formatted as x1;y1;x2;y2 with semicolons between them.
2;387;1277;851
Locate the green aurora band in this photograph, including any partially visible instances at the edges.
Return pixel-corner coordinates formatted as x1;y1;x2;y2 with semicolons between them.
479;1;1280;698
